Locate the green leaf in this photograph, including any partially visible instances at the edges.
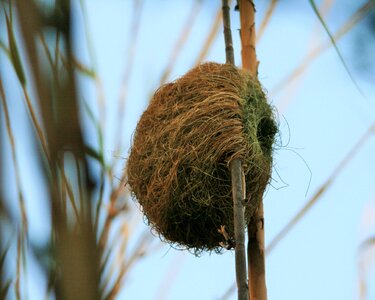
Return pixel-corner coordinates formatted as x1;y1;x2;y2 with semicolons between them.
308;0;363;95
0;246;11;298
0;280;11;299
73;58;96;78
82;98;105;162
0;40;11;59
5;11;26;86
84;145;105;166
0;246;9;271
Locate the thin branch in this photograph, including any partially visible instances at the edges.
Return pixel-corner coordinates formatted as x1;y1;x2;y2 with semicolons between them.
222;1;247;299
222;0;235;65
230;160;248;300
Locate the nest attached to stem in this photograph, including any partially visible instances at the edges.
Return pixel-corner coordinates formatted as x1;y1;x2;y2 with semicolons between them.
127;62;277;254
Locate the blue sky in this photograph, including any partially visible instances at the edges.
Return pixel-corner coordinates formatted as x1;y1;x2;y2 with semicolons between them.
1;0;375;299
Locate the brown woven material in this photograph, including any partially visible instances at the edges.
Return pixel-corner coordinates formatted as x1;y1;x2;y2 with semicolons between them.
127;62;277;254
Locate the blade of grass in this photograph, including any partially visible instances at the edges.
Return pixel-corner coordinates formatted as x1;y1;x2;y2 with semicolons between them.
266;123;375;255
0;78;28;235
159;0;203;85
59;157;81;225
257;0;277;43
100;222;129;297
310;0;363;95
155;253;186;300
15;233;22;300
79;0;107;126
193;5;223;65
81;99;107;234
5;10;26;86
104;232;151;300
0;280;11;299
115;0;144;153
98;169;128;249
0;40;11;59
276;0;335;113
271;0;375;96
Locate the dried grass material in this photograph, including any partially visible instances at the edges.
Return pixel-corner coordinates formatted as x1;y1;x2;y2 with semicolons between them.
127;62;277;254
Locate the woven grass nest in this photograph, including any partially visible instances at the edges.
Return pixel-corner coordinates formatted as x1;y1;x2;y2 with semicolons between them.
127;62;277;254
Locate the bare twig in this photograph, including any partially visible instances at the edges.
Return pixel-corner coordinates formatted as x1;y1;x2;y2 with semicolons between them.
222;0;235;65
115;0;144;153
230;159;248;300
222;1;248;299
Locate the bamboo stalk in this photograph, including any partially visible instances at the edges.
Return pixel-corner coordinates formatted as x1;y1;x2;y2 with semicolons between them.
222;1;248;299
239;0;257;75
238;1;267;299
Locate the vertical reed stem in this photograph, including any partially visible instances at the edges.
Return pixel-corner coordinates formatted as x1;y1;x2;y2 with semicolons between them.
239;1;267;299
222;1;248;299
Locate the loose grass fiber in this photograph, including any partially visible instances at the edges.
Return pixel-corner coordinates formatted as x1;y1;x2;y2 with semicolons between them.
127;62;277;254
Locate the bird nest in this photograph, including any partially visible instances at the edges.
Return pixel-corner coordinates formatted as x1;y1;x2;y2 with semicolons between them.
127;62;277;254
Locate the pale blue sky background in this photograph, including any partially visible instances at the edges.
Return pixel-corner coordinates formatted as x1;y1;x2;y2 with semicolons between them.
1;0;375;299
